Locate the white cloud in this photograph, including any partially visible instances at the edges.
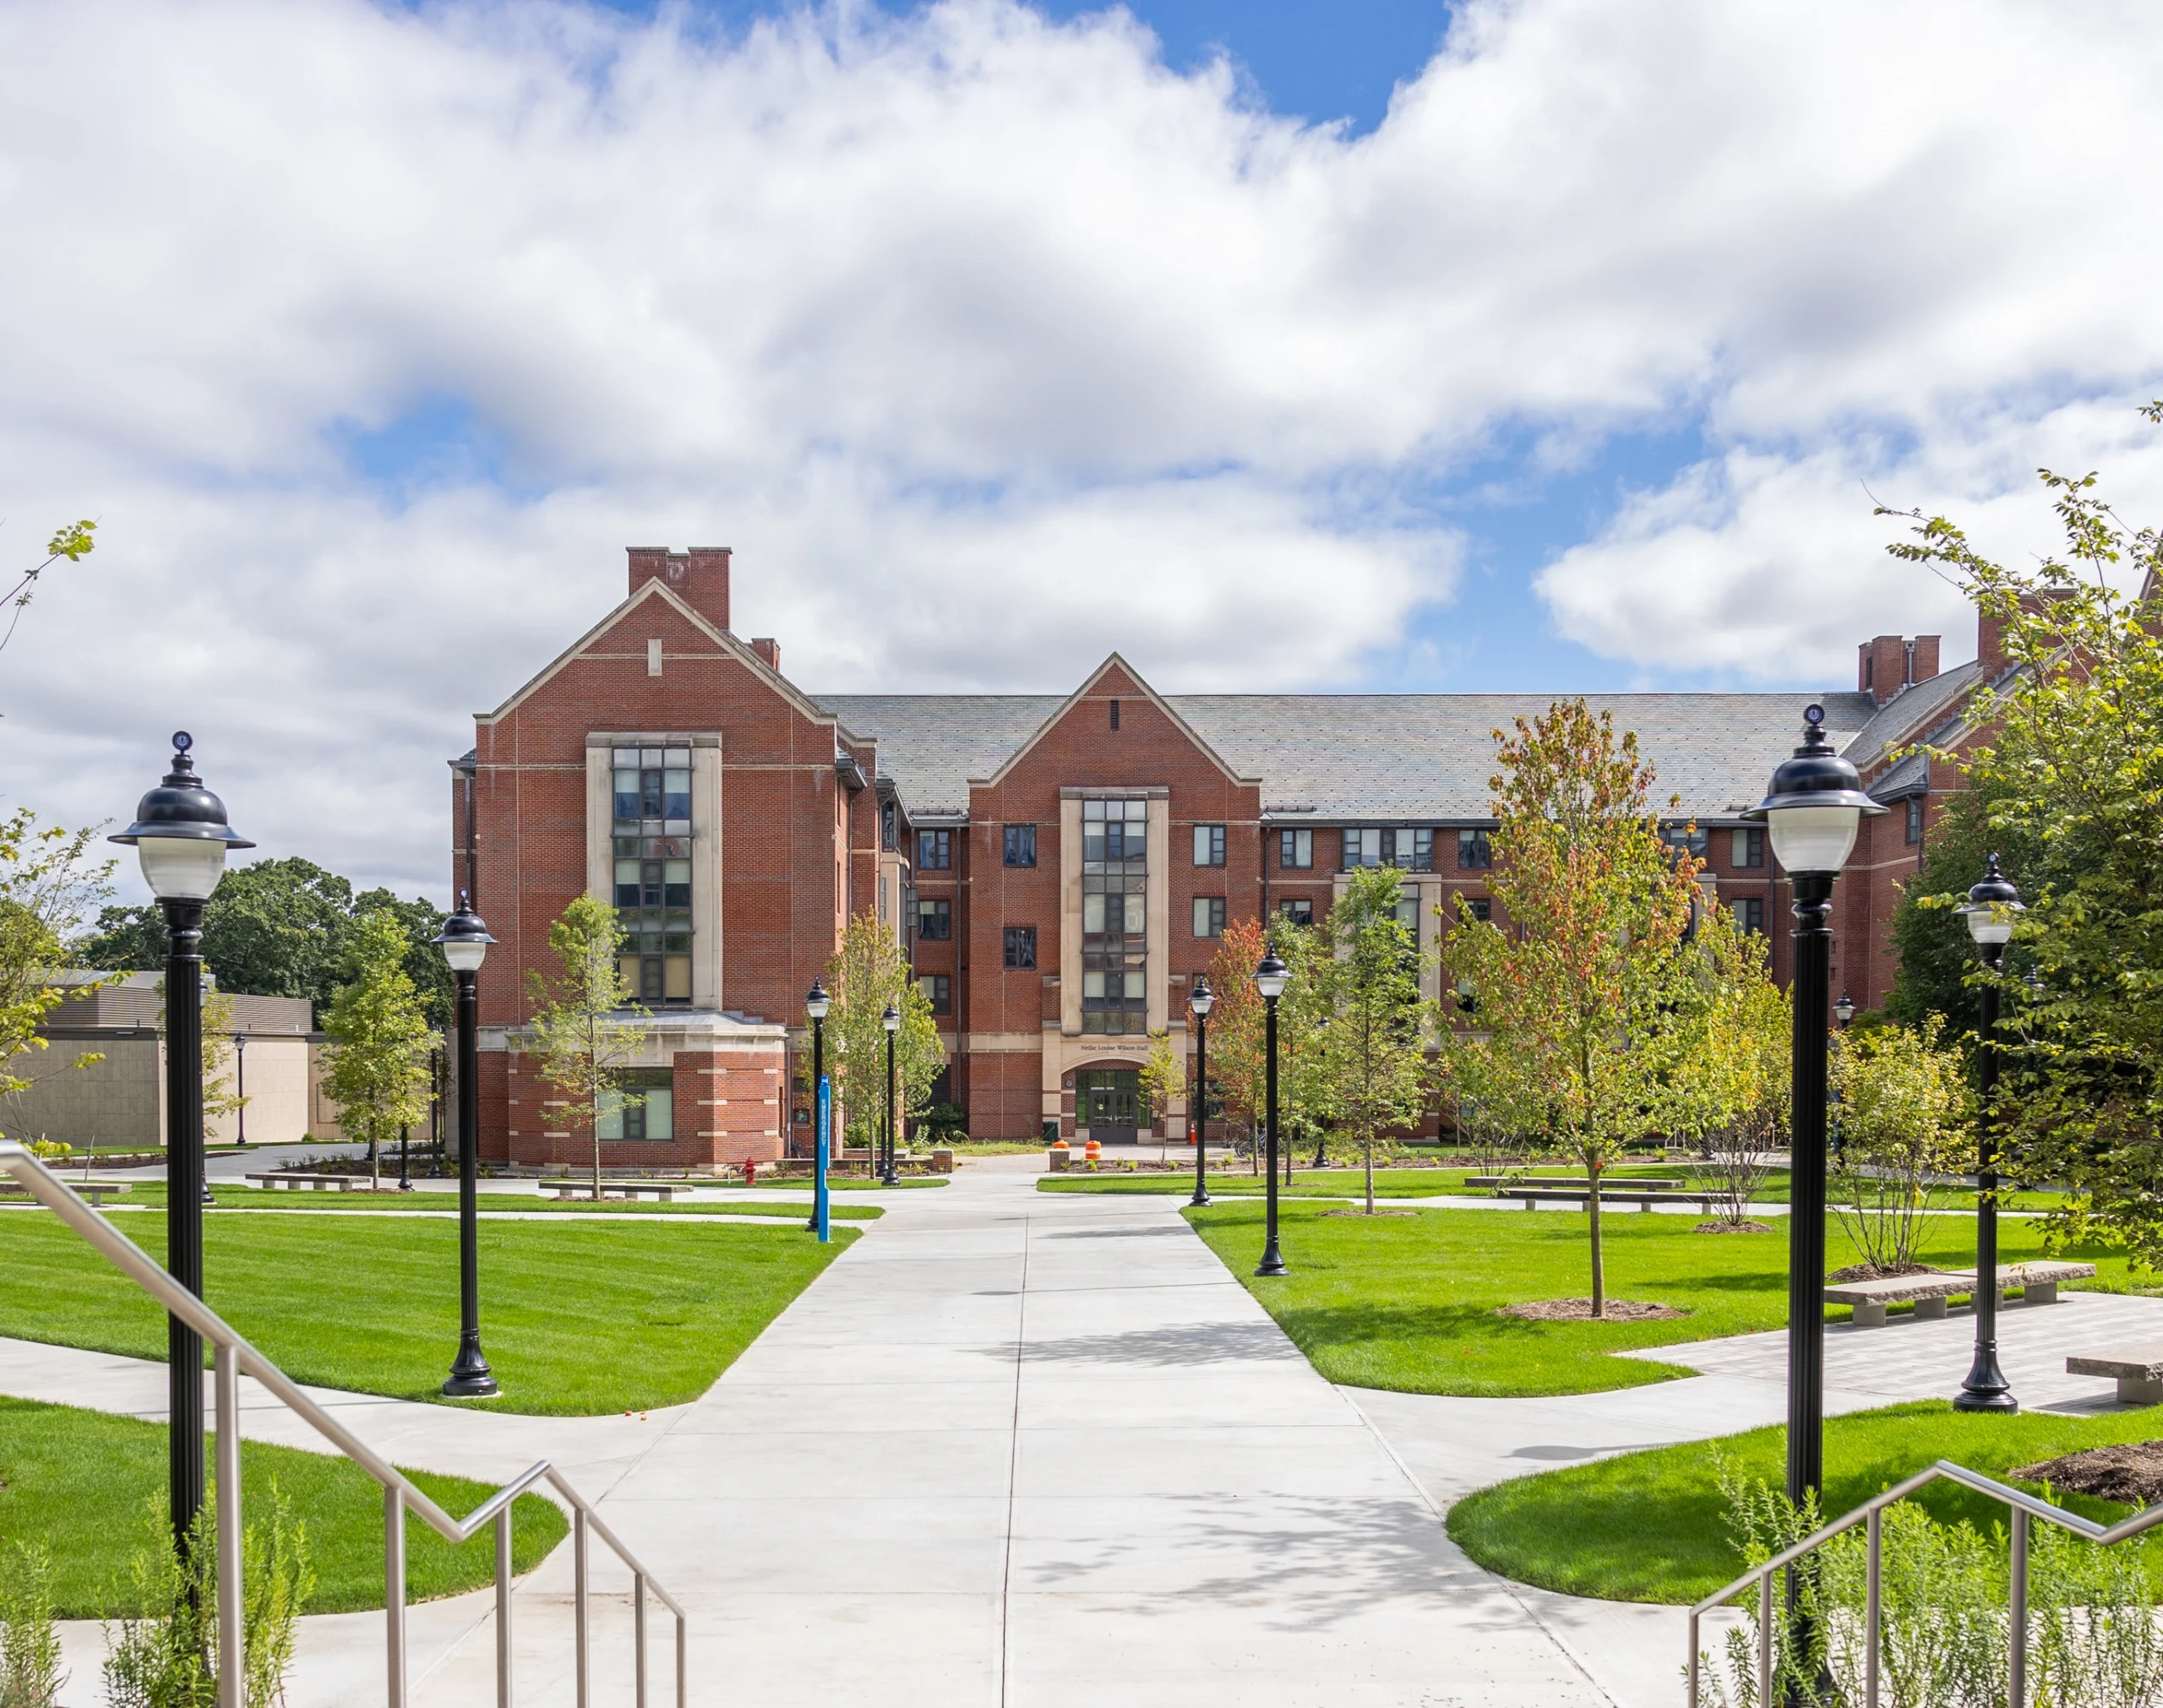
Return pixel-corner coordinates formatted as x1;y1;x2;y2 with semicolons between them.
0;0;2159;894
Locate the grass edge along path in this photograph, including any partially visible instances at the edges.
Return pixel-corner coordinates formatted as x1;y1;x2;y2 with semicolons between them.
101;1184;883;1219
0;1215;858;1416
1181;1199;2149;1398
1447;1400;2163;1604
0;1395;565;1618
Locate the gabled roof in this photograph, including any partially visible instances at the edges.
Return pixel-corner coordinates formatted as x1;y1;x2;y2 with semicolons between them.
967;654;1258;791
814;688;1881;823
477;579;835;730
1839;661;1984;778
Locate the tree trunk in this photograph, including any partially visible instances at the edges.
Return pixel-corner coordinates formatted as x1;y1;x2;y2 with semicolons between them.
1364;1132;1376;1215
369;1130;380;1190
1588;1157;1606;1318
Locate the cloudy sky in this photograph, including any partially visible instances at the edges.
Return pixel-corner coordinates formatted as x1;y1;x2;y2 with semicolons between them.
4;0;2160;903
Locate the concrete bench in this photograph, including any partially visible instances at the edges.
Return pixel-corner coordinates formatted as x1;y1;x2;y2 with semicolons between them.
1496;1188;1719;1213
1467;1176;1684;1192
1827;1261;2097;1328
245;1172;356;1193
542;1180;700;1201
1;1179;131;1207
2067;1342;2163;1406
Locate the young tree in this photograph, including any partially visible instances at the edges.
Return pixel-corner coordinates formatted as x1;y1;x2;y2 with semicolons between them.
1670;909;1790;1227
0;813;115;1134
1313;866;1433;1213
322;910;438;1190
525;895;647;1200
1201;917;1271;1169
824;911;944;1156
1441;700;1703;1317
1828;1015;1972;1274
1137;1029;1181;1142
1882;416;2163;1263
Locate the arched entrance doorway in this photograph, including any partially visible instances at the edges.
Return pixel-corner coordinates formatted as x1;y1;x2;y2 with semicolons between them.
1076;1066;1142;1145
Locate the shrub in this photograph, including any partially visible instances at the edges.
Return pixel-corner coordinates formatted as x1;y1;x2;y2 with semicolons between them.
0;1542;66;1708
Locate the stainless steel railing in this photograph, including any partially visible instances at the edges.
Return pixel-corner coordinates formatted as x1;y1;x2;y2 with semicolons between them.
1686;1455;2163;1708
0;1141;687;1708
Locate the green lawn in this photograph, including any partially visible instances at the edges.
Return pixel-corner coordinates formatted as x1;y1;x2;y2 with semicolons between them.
0;1214;855;1415
1449;1401;2163;1604
0;1396;564;1618
106;1183;881;1220
1184;1200;2148;1397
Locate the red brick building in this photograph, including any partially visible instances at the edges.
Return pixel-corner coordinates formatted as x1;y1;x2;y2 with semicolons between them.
455;545;1998;1159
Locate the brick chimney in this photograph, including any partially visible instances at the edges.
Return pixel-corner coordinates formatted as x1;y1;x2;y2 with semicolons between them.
628;546;731;631
1857;634;1942;705
749;638;781;674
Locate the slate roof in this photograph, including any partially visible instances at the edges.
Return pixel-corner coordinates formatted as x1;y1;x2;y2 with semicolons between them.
1841;660;1984;778
814;690;1884;824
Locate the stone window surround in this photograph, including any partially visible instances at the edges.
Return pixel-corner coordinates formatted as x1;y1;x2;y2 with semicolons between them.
1058;786;1169;1039
586;732;722;1013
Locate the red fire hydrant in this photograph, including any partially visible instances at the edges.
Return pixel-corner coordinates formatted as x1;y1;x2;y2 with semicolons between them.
743;1159;758;1185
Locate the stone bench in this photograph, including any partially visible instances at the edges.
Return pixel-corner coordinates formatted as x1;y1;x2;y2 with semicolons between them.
542;1180;700;1201
1466;1176;1684;1192
0;1179;131;1207
1827;1261;2097;1328
2067;1342;2163;1406
1496;1188;1719;1213
245;1172;356;1193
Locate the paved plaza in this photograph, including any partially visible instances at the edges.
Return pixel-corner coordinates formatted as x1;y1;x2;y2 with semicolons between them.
14;1158;2163;1706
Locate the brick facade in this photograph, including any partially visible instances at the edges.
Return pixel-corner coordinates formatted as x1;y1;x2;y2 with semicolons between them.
457;545;1998;1150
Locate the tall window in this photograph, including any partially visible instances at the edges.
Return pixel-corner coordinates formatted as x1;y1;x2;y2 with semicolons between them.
1278;897;1313;926
1732;827;1766;868
1462;896;1491;922
917;829;952;870
1732;897;1765;935
1905;797;1924;845
880;801;897;851
1457;830;1492;870
1004;824;1037;867
917;898;951;941
612;745;693;1006
1279;828;1313;869
598;1069;674;1142
1192;896;1226;938
1193;824;1226;867
1004;926;1037;969
1082;798;1148;1034
1661;824;1709;860
1395;882;1420;941
1343;828;1382;869
918;974;951;1015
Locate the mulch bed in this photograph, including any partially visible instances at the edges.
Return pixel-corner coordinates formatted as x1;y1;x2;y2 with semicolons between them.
1828;1262;1946;1283
2015;1442;2163;1505
1695;1221;1775;1234
1497;1298;1688;1323
1321;1209;1419;1218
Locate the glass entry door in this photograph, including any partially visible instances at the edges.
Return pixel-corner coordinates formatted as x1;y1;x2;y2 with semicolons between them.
1076;1069;1143;1144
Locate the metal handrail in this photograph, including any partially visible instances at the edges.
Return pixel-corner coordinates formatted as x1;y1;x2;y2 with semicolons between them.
0;1141;687;1708
1686;1455;2163;1708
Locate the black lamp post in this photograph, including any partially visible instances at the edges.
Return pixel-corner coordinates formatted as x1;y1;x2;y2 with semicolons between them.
1745;704;1882;1683
1254;951;1289;1276
112;732;253;1556
232;1032;248;1146
433;896;499;1399
397;1123;412;1192
881;1003;901;1185
1188;976;1214;1209
804;981;830;1227
1954;854;2022;1414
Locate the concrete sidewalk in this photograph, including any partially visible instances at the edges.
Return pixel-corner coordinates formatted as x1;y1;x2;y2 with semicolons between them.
407;1166;1611;1707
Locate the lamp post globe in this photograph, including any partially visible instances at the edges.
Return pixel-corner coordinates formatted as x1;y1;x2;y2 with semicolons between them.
1834;990;1855;1028
1743;704;1882;1673
1187;976;1214;1209
1253;951;1290;1277
881;1002;901;1186
1955;855;2023;1415
111;732;253;1555
433;895;499;1398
